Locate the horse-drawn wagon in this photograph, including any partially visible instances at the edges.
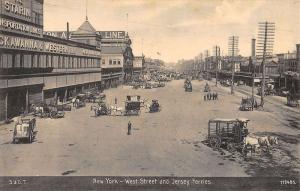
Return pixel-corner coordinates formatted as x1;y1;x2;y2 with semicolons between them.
91;101;111;116
184;79;192;92
124;95;141;116
32;103;65;118
204;83;211;92
13;117;36;143
149;100;161;113
206;118;249;152
239;97;258;111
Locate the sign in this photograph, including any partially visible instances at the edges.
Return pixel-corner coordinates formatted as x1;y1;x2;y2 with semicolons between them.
97;31;125;39
0;34;101;58
1;0;34;23
0;17;43;37
43;31;71;39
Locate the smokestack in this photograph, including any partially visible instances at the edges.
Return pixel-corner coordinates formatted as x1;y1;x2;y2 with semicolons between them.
67;22;70;40
251;39;256;58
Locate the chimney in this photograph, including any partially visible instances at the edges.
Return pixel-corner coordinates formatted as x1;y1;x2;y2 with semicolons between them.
67;22;70;40
251;39;256;58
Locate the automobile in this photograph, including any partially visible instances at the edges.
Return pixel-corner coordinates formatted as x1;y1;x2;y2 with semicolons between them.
13;117;36;143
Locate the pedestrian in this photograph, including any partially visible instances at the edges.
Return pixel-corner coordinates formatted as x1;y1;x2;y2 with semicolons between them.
204;94;206;101
208;93;211;100
127;121;132;135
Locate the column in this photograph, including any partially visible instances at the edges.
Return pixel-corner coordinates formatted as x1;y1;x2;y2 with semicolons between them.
64;88;68;103
5;92;8;121
26;88;29;114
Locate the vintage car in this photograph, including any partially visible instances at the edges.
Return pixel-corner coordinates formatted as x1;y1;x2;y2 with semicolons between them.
13;117;36;143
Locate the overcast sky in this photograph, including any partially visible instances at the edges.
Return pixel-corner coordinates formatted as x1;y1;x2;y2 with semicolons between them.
44;0;300;63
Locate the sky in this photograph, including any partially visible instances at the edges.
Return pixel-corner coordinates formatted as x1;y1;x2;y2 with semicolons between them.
44;0;300;63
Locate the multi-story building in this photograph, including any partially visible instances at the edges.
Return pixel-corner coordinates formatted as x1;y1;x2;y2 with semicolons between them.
44;30;135;84
132;56;144;77
0;0;102;121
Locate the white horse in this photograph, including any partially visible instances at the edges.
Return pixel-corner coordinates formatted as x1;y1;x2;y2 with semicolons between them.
110;105;123;115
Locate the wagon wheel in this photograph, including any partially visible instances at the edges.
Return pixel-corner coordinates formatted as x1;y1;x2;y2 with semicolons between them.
226;143;236;152
209;136;221;149
50;111;57;119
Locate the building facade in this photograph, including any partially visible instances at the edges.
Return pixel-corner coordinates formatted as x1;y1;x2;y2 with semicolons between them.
0;0;102;120
132;56;144;77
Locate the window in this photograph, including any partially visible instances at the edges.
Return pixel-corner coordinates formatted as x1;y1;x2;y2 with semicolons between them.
113;60;117;65
109;59;112;65
118;60;121;65
102;59;105;65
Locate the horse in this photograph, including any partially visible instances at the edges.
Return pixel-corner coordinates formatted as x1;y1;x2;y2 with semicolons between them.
110;105;123;115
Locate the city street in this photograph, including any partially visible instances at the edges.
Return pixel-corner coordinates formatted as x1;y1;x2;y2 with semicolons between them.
0;80;299;177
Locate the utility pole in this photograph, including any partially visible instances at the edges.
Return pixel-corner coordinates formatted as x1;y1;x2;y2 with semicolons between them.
251;39;256;110
256;22;275;107
213;46;220;86
228;36;239;94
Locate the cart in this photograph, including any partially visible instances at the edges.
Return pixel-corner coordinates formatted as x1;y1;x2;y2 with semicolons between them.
91;101;111;116
13;117;36;143
75;94;86;108
124;95;141;116
207;118;249;152
184;79;192;92
149;100;161;113
239;97;258;111
204;83;211;92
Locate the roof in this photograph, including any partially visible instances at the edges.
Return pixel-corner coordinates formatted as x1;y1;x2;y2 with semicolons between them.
209;118;250;123
102;46;124;54
73;20;96;35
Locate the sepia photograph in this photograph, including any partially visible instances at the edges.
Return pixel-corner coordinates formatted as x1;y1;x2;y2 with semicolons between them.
0;0;299;190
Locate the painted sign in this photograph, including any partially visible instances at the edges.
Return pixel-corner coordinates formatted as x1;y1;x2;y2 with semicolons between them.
0;17;43;37
0;34;101;57
1;0;36;23
98;31;125;39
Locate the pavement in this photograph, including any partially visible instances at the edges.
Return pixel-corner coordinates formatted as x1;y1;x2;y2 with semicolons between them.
0;80;299;176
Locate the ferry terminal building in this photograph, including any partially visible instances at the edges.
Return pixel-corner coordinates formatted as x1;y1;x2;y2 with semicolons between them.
0;0;102;120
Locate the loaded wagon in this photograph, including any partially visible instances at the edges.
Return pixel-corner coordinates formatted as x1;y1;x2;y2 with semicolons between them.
13;117;36;143
207;118;249;152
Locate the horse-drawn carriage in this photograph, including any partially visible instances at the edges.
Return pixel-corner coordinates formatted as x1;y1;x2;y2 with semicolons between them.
32;103;65;118
124;95;141;116
207;118;249;152
204;83;211;92
149;100;161;113
13;117;36;143
240;97;258;111
184;79;192;92
74;94;86;108
91;101;112;116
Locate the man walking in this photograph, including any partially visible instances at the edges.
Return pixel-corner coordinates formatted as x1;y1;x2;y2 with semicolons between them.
127;121;132;135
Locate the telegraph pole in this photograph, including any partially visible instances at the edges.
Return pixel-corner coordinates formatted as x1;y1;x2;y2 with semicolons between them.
251;39;256;110
257;22;275;107
228;36;239;94
213;46;220;86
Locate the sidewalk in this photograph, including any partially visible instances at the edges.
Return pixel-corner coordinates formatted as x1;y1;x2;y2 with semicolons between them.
209;79;300;114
